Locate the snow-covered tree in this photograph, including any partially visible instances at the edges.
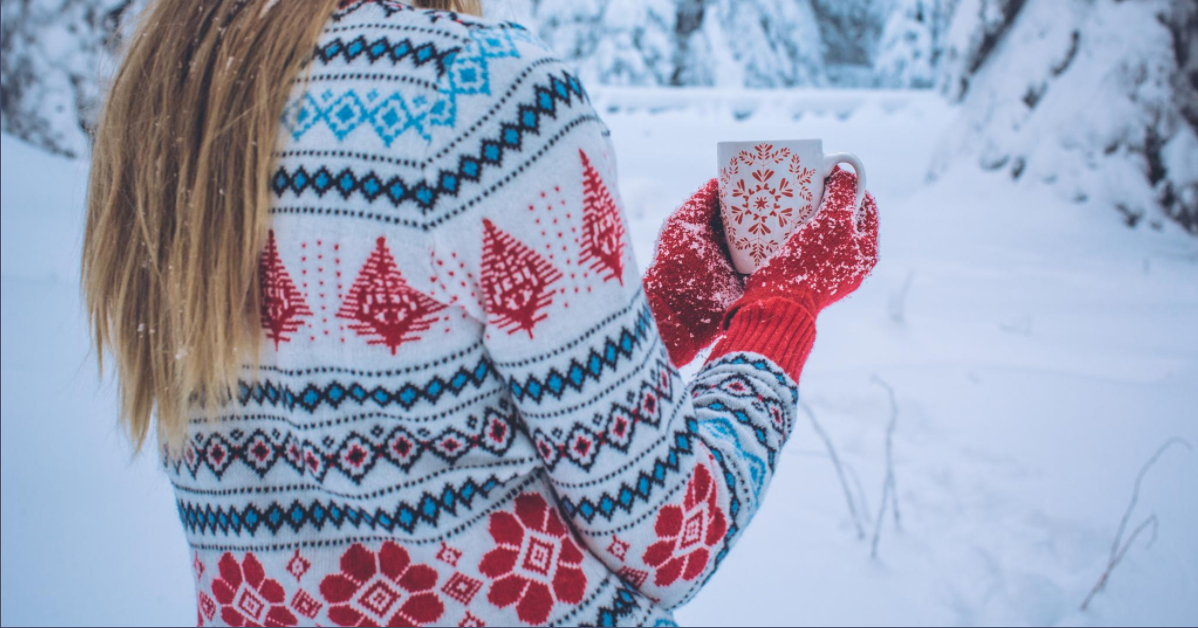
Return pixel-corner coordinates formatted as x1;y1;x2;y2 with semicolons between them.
676;0;828;88
931;0;1198;234
528;0;831;89
5;0;1194;235
811;0;887;66
526;0;676;86
936;0;1021;99
874;0;954;88
0;0;143;157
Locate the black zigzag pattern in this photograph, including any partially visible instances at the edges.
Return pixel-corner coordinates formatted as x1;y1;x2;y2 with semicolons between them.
530;356;677;472
236;355;496;413
176;474;506;536
269;70;589;212
169;402;518;484
314;35;460;76
506;304;655;405
592;585;641;627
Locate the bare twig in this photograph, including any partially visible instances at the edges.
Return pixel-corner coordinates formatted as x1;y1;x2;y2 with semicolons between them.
844;458;872;524
870;375;902;559
800;401;866;539
888;271;915;324
871;474;894;559
874;375;902;529
1079;437;1192;611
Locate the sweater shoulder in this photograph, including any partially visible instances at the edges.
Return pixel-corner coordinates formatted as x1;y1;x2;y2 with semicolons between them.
323;1;561;71
336;5;603;231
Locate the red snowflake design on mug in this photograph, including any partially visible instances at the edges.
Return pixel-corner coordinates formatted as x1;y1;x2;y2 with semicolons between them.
720;144;818;266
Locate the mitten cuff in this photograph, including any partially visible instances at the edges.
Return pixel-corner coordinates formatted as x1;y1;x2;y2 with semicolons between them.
707;296;816;383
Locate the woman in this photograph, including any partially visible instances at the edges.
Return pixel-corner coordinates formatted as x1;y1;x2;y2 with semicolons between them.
82;0;878;625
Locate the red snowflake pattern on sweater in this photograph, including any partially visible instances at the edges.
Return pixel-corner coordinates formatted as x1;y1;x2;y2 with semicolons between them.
578;149;625;285
260;230;313;349
210;552;299;627
338;237;446;355
642;463;727;587
319;542;445;627
479;218;563;338
479;492;587;624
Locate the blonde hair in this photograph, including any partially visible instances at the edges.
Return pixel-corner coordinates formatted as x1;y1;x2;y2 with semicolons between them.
82;0;482;451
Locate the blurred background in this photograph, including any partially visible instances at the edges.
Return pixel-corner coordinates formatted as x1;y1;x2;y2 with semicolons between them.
2;0;1196;626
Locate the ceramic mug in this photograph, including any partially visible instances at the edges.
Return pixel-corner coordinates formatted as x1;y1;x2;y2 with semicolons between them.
717;139;866;274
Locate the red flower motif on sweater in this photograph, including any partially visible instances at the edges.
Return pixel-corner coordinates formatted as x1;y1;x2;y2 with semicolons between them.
642;464;727;587
320;542;444;627
479;493;587;624
210;552;298;627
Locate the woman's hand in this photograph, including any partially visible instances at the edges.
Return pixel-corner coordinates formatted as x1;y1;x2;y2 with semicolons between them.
643;179;745;367
724;167;879;326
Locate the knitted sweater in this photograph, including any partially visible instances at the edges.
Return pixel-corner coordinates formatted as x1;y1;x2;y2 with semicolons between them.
169;2;809;626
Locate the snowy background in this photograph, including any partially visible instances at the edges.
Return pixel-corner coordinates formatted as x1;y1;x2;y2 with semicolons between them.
2;0;1197;626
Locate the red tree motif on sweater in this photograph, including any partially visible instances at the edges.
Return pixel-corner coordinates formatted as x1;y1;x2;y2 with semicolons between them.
578;150;626;285
260;230;313;350
480;218;563;338
337;237;446;355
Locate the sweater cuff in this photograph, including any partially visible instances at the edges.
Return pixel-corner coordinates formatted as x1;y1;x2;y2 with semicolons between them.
706;297;816;383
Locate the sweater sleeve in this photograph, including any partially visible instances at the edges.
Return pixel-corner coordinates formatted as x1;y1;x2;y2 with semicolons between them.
424;37;807;608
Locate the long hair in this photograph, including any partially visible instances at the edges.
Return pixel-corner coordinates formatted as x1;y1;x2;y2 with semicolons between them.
82;0;483;451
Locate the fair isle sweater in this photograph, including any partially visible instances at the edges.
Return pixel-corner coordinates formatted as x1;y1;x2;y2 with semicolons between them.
168;2;803;626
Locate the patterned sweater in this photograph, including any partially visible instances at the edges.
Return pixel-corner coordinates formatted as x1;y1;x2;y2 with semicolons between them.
169;2;803;626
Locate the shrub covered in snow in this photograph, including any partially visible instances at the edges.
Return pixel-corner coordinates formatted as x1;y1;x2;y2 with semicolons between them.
932;0;1198;234
874;0;955;88
0;0;140;158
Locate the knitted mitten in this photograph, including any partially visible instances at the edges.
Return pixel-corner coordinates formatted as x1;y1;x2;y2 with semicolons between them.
707;167;879;381
643;179;745;367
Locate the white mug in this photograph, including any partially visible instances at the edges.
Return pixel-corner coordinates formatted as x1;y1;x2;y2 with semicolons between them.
717;139;866;274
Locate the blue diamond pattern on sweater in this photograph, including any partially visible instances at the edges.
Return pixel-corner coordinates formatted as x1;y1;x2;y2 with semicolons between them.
508;304;653;403
237;358;495;413
177;473;506;537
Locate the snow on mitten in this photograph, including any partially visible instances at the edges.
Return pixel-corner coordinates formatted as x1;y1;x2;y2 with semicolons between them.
643;178;745;367
707;168;879;381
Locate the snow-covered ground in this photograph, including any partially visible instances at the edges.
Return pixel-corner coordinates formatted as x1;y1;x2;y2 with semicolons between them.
2;89;1196;626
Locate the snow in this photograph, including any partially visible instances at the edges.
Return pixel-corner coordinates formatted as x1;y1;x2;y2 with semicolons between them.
933;0;1197;232
3;87;1197;625
0;136;192;624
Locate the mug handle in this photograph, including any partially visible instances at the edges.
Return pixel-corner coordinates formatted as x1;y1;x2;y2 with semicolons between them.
822;153;867;212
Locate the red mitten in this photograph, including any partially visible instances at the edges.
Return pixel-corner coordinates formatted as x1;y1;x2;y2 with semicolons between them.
643;179;745;367
707;168;879;381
